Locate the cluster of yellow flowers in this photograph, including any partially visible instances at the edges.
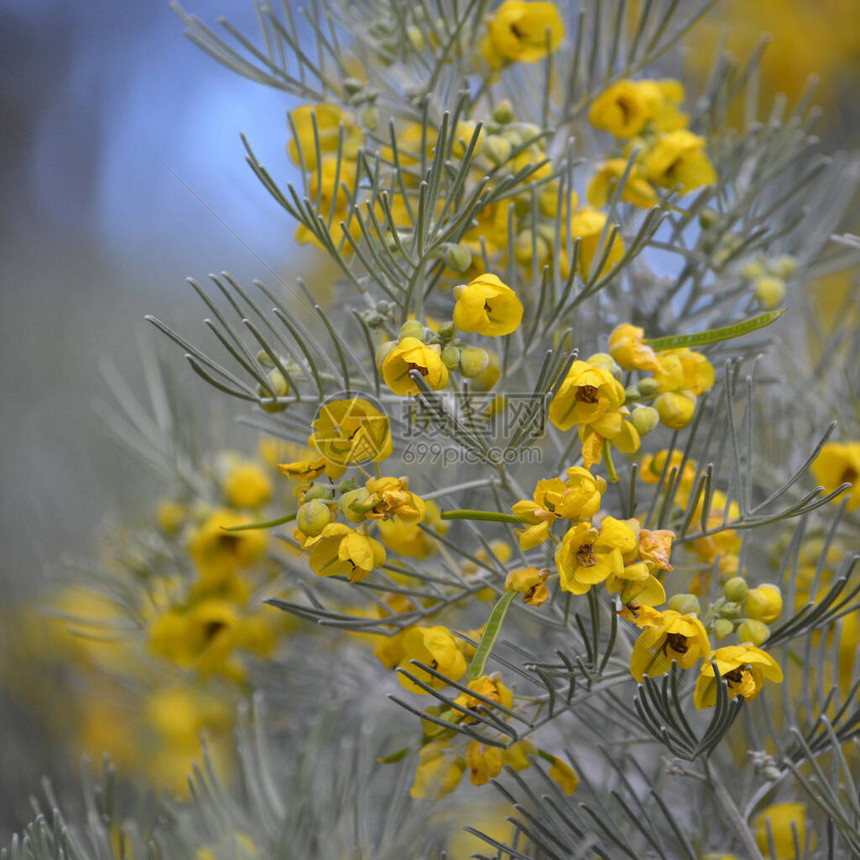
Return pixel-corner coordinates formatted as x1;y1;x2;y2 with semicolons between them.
588;77;716;201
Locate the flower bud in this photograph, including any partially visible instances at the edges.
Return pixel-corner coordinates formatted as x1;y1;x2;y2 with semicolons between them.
441;345;461;370
714;618;735;641
338;488;368;523
297;499;335;536
741;258;766;280
257;350;275;368
260;369;290;412
723;576;748;602
697;207;718;229
406;26;425;51
375;300;391;314
459;346;490;378
483;134;512;166
443;243;473;274
745;584;782;624
513;229;549;267
437;320;456;341
587;352;620;375
376;340;398;367
720;601;742;619
360;106;379;130
624;385;640;402
303;483;332;502
754;275;786;309
666;593;701;616
737;618;770;647
771;254;797;278
399;320;426;341
156;500;187;535
343;78;365;96
631;406;659;436
655;391;696;429
637;376;660;396
338;479;359;494
492;100;514;125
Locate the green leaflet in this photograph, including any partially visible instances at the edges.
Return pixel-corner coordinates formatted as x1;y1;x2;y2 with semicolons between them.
376;746;414;764
467;590;517;681
644;309;785;351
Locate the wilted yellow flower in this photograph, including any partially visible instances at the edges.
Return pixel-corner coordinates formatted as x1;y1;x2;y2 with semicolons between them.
810;441;860;511
644;130;716;195
505;566;550;606
382;337;449;395
220;460;273;509
556;517;637;595
304;523;386;583
608;324;661;372
465;741;503;785
753;802;808;860
411;744;465;799
288;103;362;171
481;0;565;68
694;644;783;709
397;625;468;693
549;360;626;431
637;528;675;571
629;609;711;681
587;160;658;208
346;476;426;525
455;674;514;720
453;273;523;336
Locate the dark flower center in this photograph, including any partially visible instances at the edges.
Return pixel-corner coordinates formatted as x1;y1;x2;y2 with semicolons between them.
664;632;689;655
575;384;599;404
577;543;596;567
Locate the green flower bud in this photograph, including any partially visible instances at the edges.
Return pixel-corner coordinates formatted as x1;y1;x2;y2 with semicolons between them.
697;207;719;229
437;320;456;341
343;78;365;96
303;483;332;502
361;106;379;130
338;488;368;523
737;618;770;647
492;100;514;125
375;300;391;314
364;312;384;327
754;275;786;309
637;376;660;397
721;600;742;619
714;618;735;641
666;593;701;616
771;254;797;278
459;346;490;378
741;258;766;280
625;385;640;402
259;369;290;412
483;134;512;166
441;345;461;370
338;479;359;494
406;25;425;52
297;499;335;537
257;350;275;368
399;320;426;341
723;576;749;602
631;405;659;436
443;243;473;274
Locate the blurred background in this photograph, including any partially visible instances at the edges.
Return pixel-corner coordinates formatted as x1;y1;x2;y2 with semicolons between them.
0;0;857;841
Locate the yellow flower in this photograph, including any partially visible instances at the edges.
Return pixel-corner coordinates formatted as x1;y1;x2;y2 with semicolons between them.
397;625;468;693
810;441;860;511
653;348;715;396
411;744;465;799
309;156;356;215
346;476;426;525
278;454;345;482
481;0;565;68
455;674;514;721
567;207;625;279
587;159;658;209
220;460;273;509
382;337;449;395
578;408;641;468
502;740;535;772
505;566;550;606
643;130;717;194
608;324;661;372
547;755;578;794
452;273;523;337
745;584;783;624
629;609;711;681
156;499;188;535
655;390;697;429
305;523;386;583
287;103;362;171
188;509;269;589
637;528;675;571
754;802;808;859
549;360;626;431
639;449;697;489
556;517;637;595
691;489;741;564
588;80;653;137
694;644;783;709
311;396;393;467
465;741;503;785
638;79;689;131
378;500;447;558
512;468;606;548
606;561;666;607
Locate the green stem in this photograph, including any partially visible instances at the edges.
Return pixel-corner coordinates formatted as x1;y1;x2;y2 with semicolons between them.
222;512;297;532
603;439;619;483
440;509;522;523
703;760;764;860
